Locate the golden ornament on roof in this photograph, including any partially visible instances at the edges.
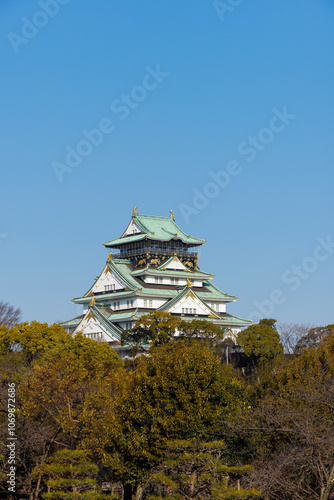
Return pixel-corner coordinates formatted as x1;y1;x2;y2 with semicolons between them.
107;252;112;262
187;278;192;288
132;205;138;216
90;295;95;307
170;209;174;219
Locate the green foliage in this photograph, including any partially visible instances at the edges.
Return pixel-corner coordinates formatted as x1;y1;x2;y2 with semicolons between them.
121;311;227;351
84;340;246;490
3;317;333;499
241;325;334;499
35;449;109;499
293;324;334;354
20;331;120;436
121;311;181;348
0;322;120;499
237;319;283;369
148;440;261;499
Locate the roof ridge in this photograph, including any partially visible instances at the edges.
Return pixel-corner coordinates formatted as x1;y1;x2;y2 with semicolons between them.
134;213;172;220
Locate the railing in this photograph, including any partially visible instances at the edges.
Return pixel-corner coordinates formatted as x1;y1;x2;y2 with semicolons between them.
112;246;199;260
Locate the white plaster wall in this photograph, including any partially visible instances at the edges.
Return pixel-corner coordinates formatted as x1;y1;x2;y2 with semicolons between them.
206;302;226;313
123;220;141;236
75;315;117;342
163;258;187;270
171;294;210;316
92;268;124;293
140;297;166;309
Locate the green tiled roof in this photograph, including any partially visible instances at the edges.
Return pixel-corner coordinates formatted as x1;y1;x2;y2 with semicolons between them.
157;286;220;319
88;306;123;341
218;313;252;326
72;290;136;303
104;213;205;247
73;258;237;304
157;286;189;312
59;315;83;328
177;314;252;327
131;267;214;279
201;281;237;300
108;259;142;289
105;309;142;322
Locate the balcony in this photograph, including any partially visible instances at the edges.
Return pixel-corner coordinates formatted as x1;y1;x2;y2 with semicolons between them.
113;246;199;260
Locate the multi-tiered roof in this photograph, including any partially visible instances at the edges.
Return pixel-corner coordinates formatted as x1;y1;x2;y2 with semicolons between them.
61;208;251;352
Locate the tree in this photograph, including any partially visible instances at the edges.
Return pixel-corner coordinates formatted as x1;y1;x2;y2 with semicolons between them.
83;340;247;500
277;322;313;354
147;440;262;499
122;311;227;352
0;322;76;499
121;311;181;350
0;322;120;500
35;449;108;499
242;324;334;500
0;301;21;328
293;324;334;355
237;319;283;372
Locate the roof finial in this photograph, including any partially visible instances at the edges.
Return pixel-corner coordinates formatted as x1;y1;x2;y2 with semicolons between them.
170;209;174;219
132;205;138;217
187;278;192;288
90;294;95;307
107;252;112;263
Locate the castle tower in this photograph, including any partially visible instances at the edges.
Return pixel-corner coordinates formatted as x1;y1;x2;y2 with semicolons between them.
61;209;251;353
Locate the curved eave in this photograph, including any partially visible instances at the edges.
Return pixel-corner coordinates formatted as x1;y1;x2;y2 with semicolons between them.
104;234;205;248
72;290;137;304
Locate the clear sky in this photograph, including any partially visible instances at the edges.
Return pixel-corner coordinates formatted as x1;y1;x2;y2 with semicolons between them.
1;0;333;328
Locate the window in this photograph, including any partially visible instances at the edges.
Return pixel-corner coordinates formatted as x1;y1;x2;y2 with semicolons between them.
85;332;102;341
149;299;153;308
143;299;147;308
171;277;179;285
155;277;163;284
105;284;115;291
125;322;132;329
113;301;120;310
182;308;196;315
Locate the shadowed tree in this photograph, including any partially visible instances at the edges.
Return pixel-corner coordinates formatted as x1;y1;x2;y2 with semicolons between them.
0;301;21;328
146;440;262;499
83;340;247;500
122;311;227;353
237;319;283;374
34;449;109;499
242;325;334;500
277;322;313;354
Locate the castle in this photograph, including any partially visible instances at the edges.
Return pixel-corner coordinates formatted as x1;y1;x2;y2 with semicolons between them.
61;208;251;353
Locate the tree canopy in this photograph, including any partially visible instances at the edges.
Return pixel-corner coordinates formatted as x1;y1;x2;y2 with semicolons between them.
1;317;334;499
237;319;283;369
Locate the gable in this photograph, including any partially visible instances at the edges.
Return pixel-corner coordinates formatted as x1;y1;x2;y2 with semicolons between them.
166;290;220;318
121;219;142;237
90;266;125;294
158;256;188;271
74;310;119;342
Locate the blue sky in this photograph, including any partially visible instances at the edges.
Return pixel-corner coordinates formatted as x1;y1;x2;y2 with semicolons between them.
1;0;333;327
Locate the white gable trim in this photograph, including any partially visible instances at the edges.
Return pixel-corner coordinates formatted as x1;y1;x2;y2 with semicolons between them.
159;256;188;271
74;309;119;342
121;219;142;237
90;266;125;294
167;290;220;318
